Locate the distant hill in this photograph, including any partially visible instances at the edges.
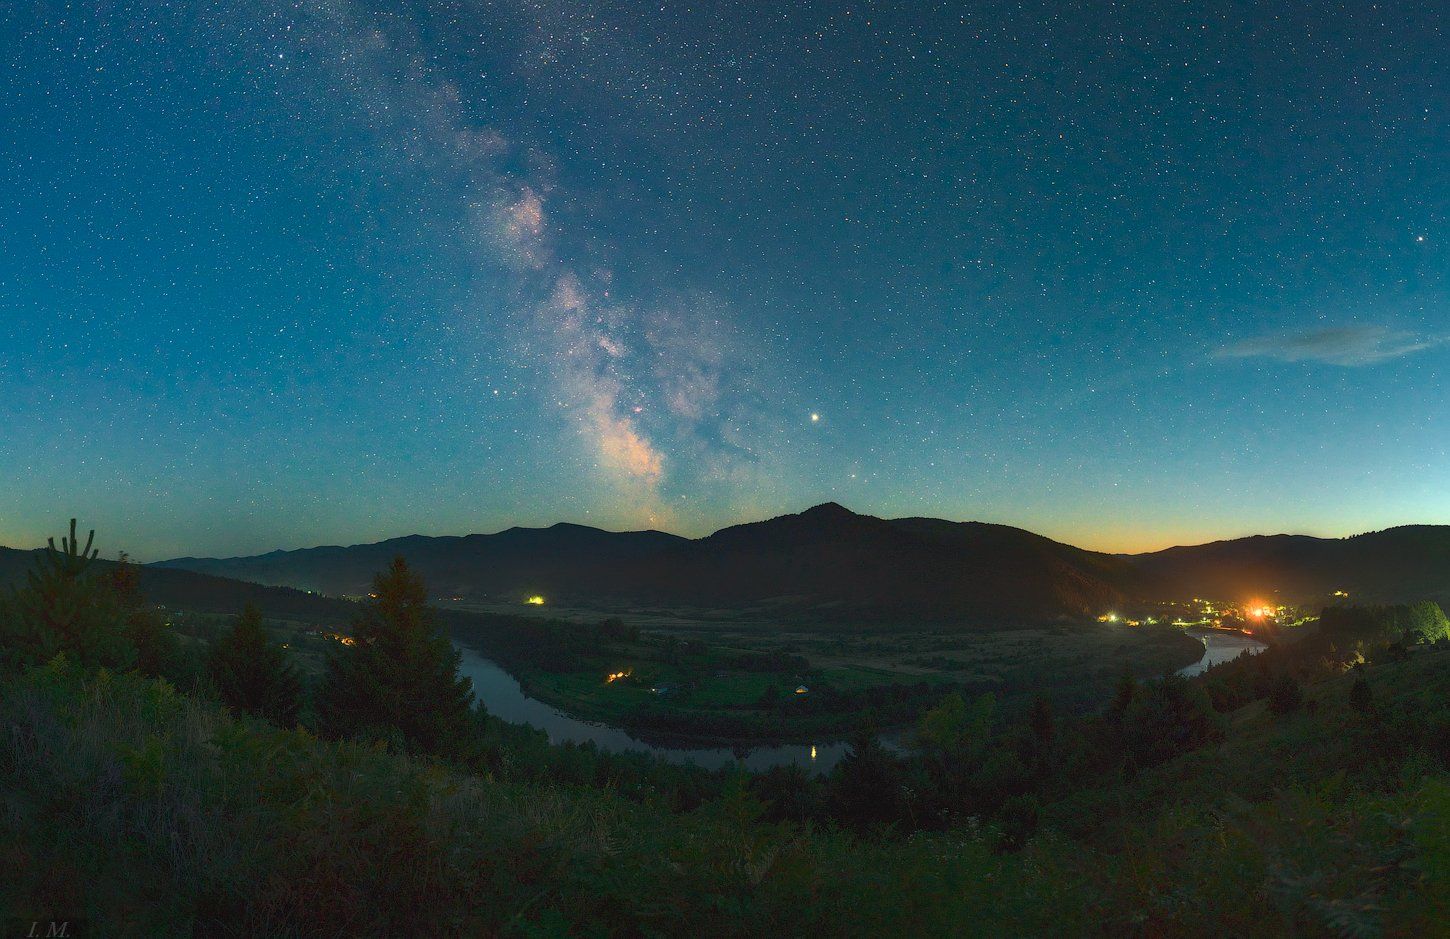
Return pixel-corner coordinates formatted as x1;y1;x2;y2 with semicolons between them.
151;507;1450;623
155;504;1151;624
161;524;689;603
0;545;353;624
1128;525;1450;606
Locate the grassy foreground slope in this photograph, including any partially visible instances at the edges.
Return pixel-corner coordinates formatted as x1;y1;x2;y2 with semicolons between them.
2;652;1446;936
0;658;1056;936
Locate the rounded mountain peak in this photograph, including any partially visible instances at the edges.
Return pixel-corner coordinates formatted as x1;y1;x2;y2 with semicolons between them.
800;502;858;520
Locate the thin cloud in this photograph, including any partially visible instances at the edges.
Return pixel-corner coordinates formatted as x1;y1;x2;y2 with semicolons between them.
1214;326;1446;366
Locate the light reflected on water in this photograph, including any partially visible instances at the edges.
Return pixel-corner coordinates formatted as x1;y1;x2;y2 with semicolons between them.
452;640;846;774
1177;628;1267;676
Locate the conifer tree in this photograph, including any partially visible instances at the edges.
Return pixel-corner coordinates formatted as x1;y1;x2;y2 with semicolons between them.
1349;673;1373;714
1267;672;1304;715
208;604;302;726
2;520;135;671
828;721;905;826
108;552;185;682
1109;665;1137;717
315;557;474;757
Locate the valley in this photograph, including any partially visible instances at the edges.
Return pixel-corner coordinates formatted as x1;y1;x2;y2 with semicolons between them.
443;600;1206;742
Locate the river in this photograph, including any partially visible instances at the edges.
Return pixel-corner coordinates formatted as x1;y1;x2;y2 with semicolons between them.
1176;628;1267;676
452;640;850;774
455;627;1260;773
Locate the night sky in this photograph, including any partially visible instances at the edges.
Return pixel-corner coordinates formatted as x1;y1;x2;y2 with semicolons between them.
2;1;1446;560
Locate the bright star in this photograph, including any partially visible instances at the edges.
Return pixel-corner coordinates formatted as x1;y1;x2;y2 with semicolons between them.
810;413;820;422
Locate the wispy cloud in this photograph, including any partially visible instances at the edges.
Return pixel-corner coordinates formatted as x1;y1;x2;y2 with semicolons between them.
1214;326;1447;366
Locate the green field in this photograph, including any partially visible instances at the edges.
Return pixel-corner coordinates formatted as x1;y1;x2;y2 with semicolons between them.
446;602;1206;741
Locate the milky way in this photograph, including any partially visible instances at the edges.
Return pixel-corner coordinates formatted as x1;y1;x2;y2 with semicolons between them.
1;1;1446;558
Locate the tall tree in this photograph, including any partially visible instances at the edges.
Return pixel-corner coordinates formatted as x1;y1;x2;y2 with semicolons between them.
315;557;475;757
1;520;135;671
208;604;302;726
1267;672;1304;715
1109;665;1137;718
1349;673;1373;715
108;552;186;683
829;722;905;827
1403;601;1450;645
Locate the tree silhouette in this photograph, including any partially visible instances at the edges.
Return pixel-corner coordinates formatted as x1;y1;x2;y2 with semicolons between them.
1349;673;1373;715
208;604;302;726
315;557;475;757
1109;665;1136;718
107;552;185;682
828;721;904;826
1267;672;1304;715
1;519;135;671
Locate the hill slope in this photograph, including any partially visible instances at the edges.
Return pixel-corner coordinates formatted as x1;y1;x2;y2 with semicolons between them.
0;546;352;624
156;504;1150;624
1129;524;1450;605
151;509;1450;622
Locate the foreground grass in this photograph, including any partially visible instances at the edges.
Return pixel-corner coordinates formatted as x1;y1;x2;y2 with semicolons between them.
2;656;1445;936
0;659;1053;936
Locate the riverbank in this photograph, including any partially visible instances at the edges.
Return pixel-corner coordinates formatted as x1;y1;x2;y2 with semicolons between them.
447;613;1205;748
1177;628;1268;676
453;639;856;772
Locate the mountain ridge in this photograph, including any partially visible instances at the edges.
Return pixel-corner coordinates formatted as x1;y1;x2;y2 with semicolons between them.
137;504;1450;624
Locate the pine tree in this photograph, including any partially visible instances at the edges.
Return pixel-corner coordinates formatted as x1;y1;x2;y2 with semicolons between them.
208;604;302;726
108;552;185;682
315;557;475;757
2;520;135;671
828;721;904;826
1267;672;1304;715
1109;665;1136;717
1349;673;1373;714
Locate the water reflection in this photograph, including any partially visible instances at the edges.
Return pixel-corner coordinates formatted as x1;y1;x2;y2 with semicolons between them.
452;640;848;774
1177;628;1267;677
